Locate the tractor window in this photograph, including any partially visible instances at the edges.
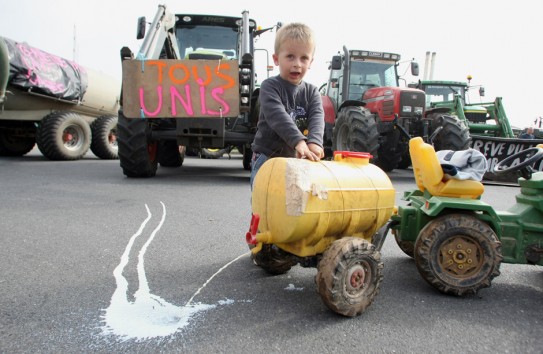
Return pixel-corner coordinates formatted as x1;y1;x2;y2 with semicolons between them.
347;60;398;99
176;25;239;59
425;85;466;104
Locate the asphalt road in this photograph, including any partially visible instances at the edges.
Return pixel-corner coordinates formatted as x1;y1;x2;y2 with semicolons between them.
1;149;541;353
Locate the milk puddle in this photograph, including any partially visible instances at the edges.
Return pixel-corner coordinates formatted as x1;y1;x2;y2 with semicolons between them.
100;202;247;341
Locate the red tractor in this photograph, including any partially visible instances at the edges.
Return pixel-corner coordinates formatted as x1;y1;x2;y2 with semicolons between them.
321;47;470;171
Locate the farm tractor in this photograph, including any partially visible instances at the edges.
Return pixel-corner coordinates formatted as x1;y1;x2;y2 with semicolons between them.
389;136;543;296
413;78;515;138
321;46;470;172
117;5;279;177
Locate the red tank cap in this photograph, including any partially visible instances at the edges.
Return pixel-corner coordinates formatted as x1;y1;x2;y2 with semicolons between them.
334;151;373;159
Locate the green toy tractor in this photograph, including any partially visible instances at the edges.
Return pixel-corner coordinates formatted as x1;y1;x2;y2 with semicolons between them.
388;137;543;295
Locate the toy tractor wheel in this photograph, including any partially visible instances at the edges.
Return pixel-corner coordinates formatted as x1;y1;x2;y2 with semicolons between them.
414;213;502;296
251;244;295;275
394;230;414;258
316;237;383;317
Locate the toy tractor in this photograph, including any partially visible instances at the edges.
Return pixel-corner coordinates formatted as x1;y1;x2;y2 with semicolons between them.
246;152;395;316
389;137;543;295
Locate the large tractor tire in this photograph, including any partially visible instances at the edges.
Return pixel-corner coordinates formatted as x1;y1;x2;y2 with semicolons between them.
414;213;502;296
429;114;471;151
316;237;383;317
36;111;91;160
158;140;184;167
90;115;118;160
375;128;406;172
117;112;158;178
0;122;36;156
251;244;296;276
332;106;379;157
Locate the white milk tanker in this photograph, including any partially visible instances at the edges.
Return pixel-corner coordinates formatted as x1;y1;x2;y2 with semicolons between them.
0;36;120;160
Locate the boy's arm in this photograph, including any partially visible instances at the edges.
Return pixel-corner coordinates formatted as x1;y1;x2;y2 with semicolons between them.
305;85;325;148
260;80;307;148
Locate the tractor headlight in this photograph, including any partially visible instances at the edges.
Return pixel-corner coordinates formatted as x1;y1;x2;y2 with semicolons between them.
414;106;424;115
402;106;412;113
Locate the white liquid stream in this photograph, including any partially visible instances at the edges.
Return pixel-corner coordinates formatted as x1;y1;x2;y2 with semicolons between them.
101;202;248;341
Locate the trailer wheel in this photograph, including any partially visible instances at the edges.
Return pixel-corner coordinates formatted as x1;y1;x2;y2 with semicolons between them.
251;244;295;275
0;122;36;156
158;140;184;167
316;237;383;317
117;111;157;177
90;115;118;159
414;214;502;296
430;114;471;151
36;111;91;160
332;106;379;158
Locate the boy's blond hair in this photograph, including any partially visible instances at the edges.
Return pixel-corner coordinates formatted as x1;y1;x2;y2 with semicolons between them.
274;23;315;54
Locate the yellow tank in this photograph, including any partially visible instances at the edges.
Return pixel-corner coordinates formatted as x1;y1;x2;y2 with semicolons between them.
250;152;395;257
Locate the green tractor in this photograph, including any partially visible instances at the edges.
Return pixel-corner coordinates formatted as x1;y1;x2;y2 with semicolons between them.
387;137;543;295
412;78;515;138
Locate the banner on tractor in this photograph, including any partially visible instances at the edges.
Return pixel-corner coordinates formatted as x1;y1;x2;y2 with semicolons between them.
122;59;240;119
471;136;543;183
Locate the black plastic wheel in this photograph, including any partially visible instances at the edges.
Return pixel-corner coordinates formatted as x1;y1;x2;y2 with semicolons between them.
251;244;295;276
316;237;383;317
414;213;502;296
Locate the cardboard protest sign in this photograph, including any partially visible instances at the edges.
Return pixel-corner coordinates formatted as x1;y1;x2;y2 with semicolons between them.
122;59;239;118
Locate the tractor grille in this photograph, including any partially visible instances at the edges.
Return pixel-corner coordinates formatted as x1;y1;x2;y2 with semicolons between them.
465;111;487;123
382;100;394;116
399;91;425;118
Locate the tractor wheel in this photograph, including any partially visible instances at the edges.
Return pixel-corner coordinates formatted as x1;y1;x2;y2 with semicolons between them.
332;106;379;158
316;237;383;317
158;140;184;167
394;230;414;258
414;213;502;296
241;145;252;171
117;111;158;177
36;111;91;160
200;148;228;159
430;114;471;151
375;128;406;172
90;115;118;159
0;122;35;156
251;244;295;275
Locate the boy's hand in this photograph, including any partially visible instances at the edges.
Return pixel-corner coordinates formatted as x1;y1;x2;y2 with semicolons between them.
295;140;321;161
308;143;325;159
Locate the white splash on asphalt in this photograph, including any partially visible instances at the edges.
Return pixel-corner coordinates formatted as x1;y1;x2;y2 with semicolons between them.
285;283;304;291
100;202;248;341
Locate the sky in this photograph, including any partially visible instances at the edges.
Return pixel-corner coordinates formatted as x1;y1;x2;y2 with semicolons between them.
1;0;541;128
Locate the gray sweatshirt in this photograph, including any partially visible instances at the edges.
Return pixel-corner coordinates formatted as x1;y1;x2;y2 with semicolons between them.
251;75;324;158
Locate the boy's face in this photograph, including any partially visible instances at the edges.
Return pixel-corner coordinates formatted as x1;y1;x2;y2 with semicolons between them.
272;38;314;85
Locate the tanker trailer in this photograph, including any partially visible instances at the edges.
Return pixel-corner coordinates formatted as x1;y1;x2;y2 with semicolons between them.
0;36;120;160
246;152;395;316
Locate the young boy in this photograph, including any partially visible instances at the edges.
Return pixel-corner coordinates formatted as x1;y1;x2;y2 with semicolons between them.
250;22;324;187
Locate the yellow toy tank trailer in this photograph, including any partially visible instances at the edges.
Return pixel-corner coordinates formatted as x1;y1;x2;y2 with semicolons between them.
246;152;395;316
